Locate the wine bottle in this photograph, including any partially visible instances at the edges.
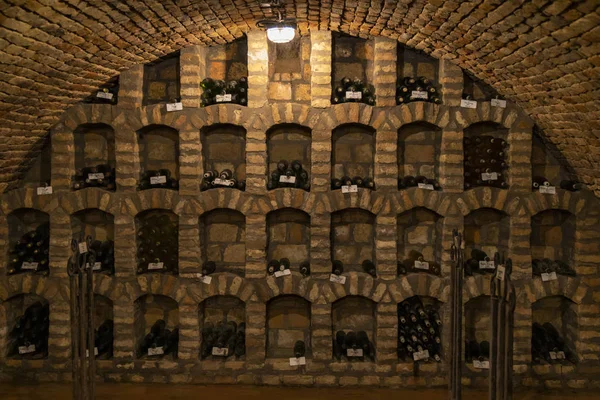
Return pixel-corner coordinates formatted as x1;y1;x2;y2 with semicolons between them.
202;261;216;275
402;176;417;187
471;249;488;262
361;260;376;277
362;177;375;189
332;260;344;275
293;340;306;358
352;176;364;187
280;258;291;270
277;160;288;172
267;260;280;275
299;261;310;276
331;178;342;190
560;180;583;192
532;176;550;189
341;176;352;186
345;331;357;350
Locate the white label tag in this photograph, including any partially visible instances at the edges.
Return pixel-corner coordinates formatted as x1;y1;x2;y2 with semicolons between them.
148;347;164;356
21;262;38;270
481;172;498;181
341;185;358;193
150;176;167;185
88;173;104;180
461;99;477;109
539;186;556;195
557;351;565;360
479;260;495;270
18;344;36;354
496;265;505;281
329;274;346;284
279;175;296;184
88;262;102;271
289;356;306;366
347;348;363;357
212;347;229;356
148;262;164;271
37;186;52;195
86;347;99;357
96;91;114;100
549;351;557;360
411;90;428;100
166;102;183;112
491;98;506;108
274;269;291;278
541;271;558;282
78;242;88;254
216;94;232;103
413;349;430;361
414;260;430;270
213;178;233;187
473;360;490;369
417;183;434;190
346;91;362;100
199;275;212;284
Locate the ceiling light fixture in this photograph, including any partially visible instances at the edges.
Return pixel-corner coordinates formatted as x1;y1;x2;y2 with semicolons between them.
257;1;296;44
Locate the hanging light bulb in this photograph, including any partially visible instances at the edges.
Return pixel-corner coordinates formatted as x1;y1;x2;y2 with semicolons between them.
266;23;296;43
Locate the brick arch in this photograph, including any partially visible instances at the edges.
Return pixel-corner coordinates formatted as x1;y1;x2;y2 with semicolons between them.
390;191;452;217
186;273;257;304
388;275;449;304
192;104;251;130
322;272;387;303
375;103;450;131
522;190;589;218
454;103;530;131
0;276;66;304
186;190;254;216
93;275;127;302
325;104;374;130
61;104;115;131
120;107;192;133
265;189;318;214
122;190;183;216
519;276;590;307
455;188;521;217
59;191;119;215
462;275;492;302
264;104;320;130
326;191;388;214
255;273;320;303
0;190;56;215
133;274;184;303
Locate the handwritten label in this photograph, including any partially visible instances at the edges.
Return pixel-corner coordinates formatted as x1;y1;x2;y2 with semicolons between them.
491;98;506;108
413;349;430;361
411;90;428;100
199;275;212;284
88;262;102;271
150;176;167;185
539;186;556;195
279;175;296;184
481;172;498;181
166;102;183;112
496;265;506;281
88;173;104;180
414;260;430;270
341;185;358;194
541;271;557;282
347;348;363;357
417;183;434;191
213;178;233;186
37;186;52;195
18;344;36;354
216;94;232;103
78;242;88;254
274;269;291;278
289;356;306;366
473;360;490;369
21;262;38;270
346;91;362;100
330;274;346;284
461;99;477;109
96;91;114;100
479;260;495;270
148;262;164;271
557;351;565;360
148;347;164;356
212;347;228;356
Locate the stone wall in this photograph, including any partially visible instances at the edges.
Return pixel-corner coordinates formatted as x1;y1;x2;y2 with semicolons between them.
464;208;511;260
137;125;180;180
144;55;181;105
398;122;441;179
267;209;310;267
267;295;311;358
331;209;375;273
268;35;311;103
73;124;116;171
206;38;248;82
397;207;443;269
267;124;311;179
200;209;246;276
71;209;114;243
331;33;373;91
332;125;375;181
531;210;575;264
201;125;246;181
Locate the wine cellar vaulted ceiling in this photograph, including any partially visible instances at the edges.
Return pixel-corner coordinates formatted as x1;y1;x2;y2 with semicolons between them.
0;1;598;194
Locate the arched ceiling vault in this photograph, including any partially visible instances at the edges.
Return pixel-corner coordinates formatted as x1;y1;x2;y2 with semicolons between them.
0;1;598;194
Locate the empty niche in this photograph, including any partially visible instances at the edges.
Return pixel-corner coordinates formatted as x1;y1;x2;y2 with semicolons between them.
199;296;246;360
6;209;50;275
462;72;500;101
397;296;443;363
331;33;375;105
331;209;375;275
464;295;491;367
72;124;116;191
19;136;51;190
134;294;179;359
137;125;179;190
202;37;248;107
70;209;115;275
463;122;509;190
464;208;510;277
331;296;376;362
332;124;375;190
143;51;180;106
200;209;246;277
397;208;443;276
396;45;441;105
267;295;311;358
93;295;114;359
266;124;311;191
268;34;311;103
135;209;178;275
1;294;49;359
531;210;576;277
200;124;246;191
531;129;572;191
83;75;119;105
266;208;310;271
532;296;578;364
398;122;442;189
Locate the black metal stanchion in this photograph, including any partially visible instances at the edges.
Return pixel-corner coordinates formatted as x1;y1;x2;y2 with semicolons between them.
449;229;464;400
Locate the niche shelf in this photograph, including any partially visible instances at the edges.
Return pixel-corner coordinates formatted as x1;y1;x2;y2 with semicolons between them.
397;296;443;363
199;296;246;360
267;208;310;274
331;33;375;106
200;124;246;191
93;295;114;360
2;294;49;359
266;124;311;191
464;295;491;370
267;295;311;359
531;210;576;278
202;36;248;107
331;209;376;276
134;294;179;360
268;34;311;104
135;210;179;275
396;45;441;105
531;296;578;365
397;207;443;276
83;75;119;105
463;122;509;190
397;122;442;191
531;130;574;192
462;71;500;102
70;209;115;275
6;209;50;276
143;52;180;106
18;136;51;190
137;125;180;191
331;296;376;362
72;124;116;191
464;208;510;277
331;124;375;191
200;209;246;277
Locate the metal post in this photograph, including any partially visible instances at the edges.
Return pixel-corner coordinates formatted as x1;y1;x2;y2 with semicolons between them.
449;229;464;400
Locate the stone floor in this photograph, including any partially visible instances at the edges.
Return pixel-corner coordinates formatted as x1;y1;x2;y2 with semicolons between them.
1;384;600;400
